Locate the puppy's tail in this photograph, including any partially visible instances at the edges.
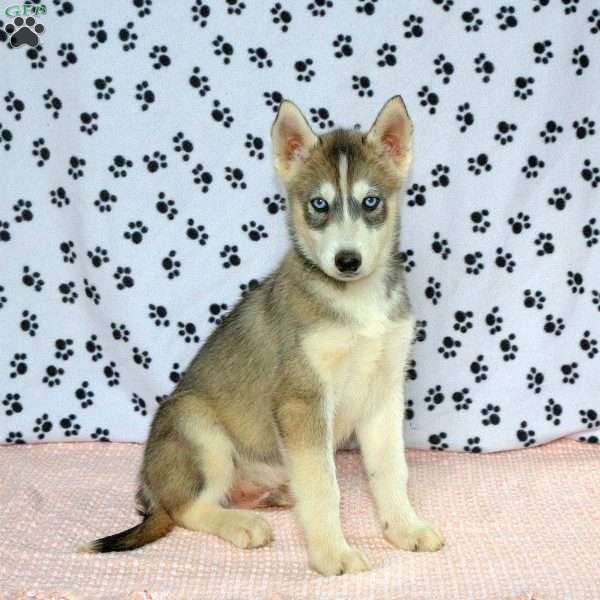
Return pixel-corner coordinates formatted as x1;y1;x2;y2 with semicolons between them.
78;505;174;553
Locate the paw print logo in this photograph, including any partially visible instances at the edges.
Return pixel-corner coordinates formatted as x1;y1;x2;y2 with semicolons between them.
33;413;53;440
470;355;489;383
32;137;50;166
88;20;107;49
534;232;555;256
429;432;448;451
456;103;474;132
4;91;25;121
521;155;545;179
566;270;584;294
119;22;138;51
148;303;170;327
57;42;78;67
212;35;234;64
417;86;439;114
271;3;292;32
495;247;516;273
220;244;241;268
431;232;451;259
58;281;78;304
572;45;589;75
438;335;462;358
582;218;599;247
543;399;562;426
310;107;334;130
143;151;167;173
453;310;473;334
471;209;490;233
433;54;453;84
173;132;194;162
132;394;148;416
532;40;552;64
87;246;109;268
225;166;247;189
113;266;135;290
403;14;424;38
294;58;315;82
242;221;268;241
85;334;103;362
507;212;530;234
544;314;565;336
240;279;260;298
514;76;534;100
83;279;101;305
192;164;213;193
9;353;27;378
191;0;211;27
580;330;599;359
516;421;536;447
133;347;152;369
547;186;571;210
162;250;181;279
523;289;546;309
42;364;64;388
54;338;74;360
208;302;229;325
573;117;595;140
245;134;264;159
91;428;110;442
263;90;283;112
581;159;600;188
499;333;518;361
157;192;178;219
22;266;44;291
178;321;200;344
481;403;501;426
474;53;494;83
467;153;492;175
135;81;155;111
485;306;503;334
44;89;63;117
308;0;333;18
398;249;415;273
424;276;442;305
495;121;517;145
4;16;44;48
526;367;544;394
211;100;234;128
424;385;445;411
186;219;209;245
464;251;484;275
462;7;482;32
60;240;77;264
190;66;210;96
263;194;286;214
248;46;272;68
103;362;121;387
431;164;450;187
75;381;94;408
333;34;353;58
111;322;130;342
579;409;600;429
539;120;562;143
2;393;23;416
589;8;600;33
496;5;517;29
406;183;426;207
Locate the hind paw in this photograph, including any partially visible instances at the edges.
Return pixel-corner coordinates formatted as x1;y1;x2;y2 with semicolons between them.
219;510;274;549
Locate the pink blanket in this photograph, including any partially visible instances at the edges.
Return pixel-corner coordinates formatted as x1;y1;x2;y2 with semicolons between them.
0;440;598;599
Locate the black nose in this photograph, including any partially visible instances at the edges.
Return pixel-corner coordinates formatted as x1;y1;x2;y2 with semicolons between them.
335;250;362;274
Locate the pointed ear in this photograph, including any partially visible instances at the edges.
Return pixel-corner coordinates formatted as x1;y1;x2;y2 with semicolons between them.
366;95;413;178
271;100;319;182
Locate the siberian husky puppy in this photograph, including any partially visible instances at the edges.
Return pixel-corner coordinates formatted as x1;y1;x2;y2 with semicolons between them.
80;96;444;575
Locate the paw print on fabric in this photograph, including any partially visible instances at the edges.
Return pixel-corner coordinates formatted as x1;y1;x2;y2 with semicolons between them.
523;289;546;309
192;164;213;193
431;232;451;259
507;212;530;234
93;77;114;102
208;302;229;325
83;279;101;305
356;0;377;16
118;22;137;52
499;333;518;361
407;183;427;207
271;3;292;32
544;314;565;336
547;186;571;210
453;310;473;334
133;0;152;18
438;335;462;358
25;44;48;69
543;399;562;426
6;431;25;444
263;90;283;112
522;155;545;178
148;303;170;327
414;320;427;343
471;210;490;233
470;355;489;383
560;362;579;384
111;322;130;342
42;364;64;388
91;428;110;442
481;404;501;426
54;338;74;360
32;137;50;166
220;244;241;268
485;306;503;334
211;100;234;128
293;58;315;83
2;393;23;416
580;330;599;359
581;159;600;188
186;219;209;246
0;286;6;310
474;53;494;83
527;367;544;394
579;409;600;429
589;8;600;33
240;279;260;297
43;89;63;117
467;153;491;175
68;156;87;180
162;250;181;279
514;76;534;100
131;393;148;416
309;0;333;18
242;221;268;241
9;353;28;378
245;134;265;159
33;413;53;440
431;164;450;187
226;0;246;15
433;54;454;84
429;432;448;451
263;194;286;214
495;247;516;273
424;385;445;411
13;199;33;222
224;166;247;189
403;14;424;38
88;20;107;49
22;266;44;292
85;335;103;362
406;359;417;381
57;42;77;67
156;192;178;219
464;251;484;275
582;218;599;247
495;121;517;145
376;43;397;67
424;276;442;305
0;221;10;242
0;122;13;152
132;347;152;369
58;281;78;304
456;103;474;132
464;437;481;453
169;362;184;384
75;381;94;408
532;40;552;64
398;249;415;273
433;0;453;10
496;5;517;29
566;270;584;294
123;221;148;245
572;45;589;76
4;91;25;121
534;232;555;256
103;361;120;387
539;120;562;143
573;117;595;140
418;86;439;114
189;66;210;96
178;321;200;344
462;7;482;32
516;422;536;447
405;399;415;421
248;47;272;68
191;0;211;27
60;240;76;264
173;132;194;162
87;246;109;268
143;151;167;173
109;155;133;178
113;266;134;290
135;81;155;111
212;35;234;64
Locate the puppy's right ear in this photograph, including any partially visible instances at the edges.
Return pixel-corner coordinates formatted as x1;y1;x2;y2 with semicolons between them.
271;100;318;182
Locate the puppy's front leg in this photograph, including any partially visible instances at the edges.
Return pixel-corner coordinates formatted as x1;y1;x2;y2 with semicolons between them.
357;396;445;552
278;398;371;576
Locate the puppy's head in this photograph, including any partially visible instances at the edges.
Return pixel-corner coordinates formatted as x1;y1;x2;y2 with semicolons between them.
271;96;413;282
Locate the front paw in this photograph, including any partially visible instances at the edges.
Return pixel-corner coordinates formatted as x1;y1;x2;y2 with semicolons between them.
309;543;371;576
384;519;444;552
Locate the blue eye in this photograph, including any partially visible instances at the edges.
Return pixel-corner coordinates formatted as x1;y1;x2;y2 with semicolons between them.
362;196;381;211
310;197;329;212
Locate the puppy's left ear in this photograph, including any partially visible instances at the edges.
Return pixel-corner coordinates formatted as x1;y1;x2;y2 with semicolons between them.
366;95;413;179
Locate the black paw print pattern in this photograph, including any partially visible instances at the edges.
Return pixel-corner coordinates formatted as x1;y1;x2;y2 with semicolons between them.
0;2;598;453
